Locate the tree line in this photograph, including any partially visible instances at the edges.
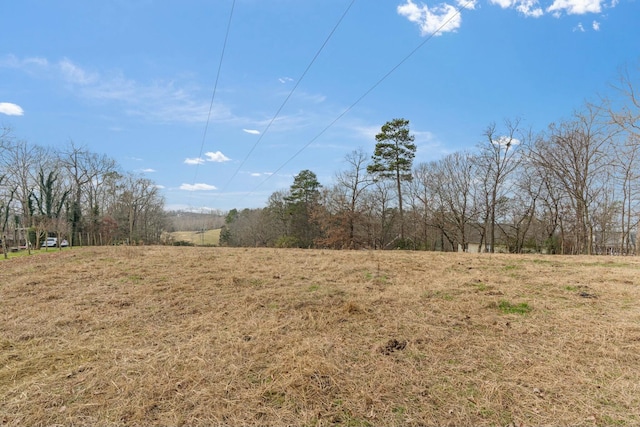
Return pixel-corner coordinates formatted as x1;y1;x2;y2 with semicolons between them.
222;67;640;255
0;132;168;255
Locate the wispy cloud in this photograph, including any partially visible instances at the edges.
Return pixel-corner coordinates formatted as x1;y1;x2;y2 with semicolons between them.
592;20;600;30
243;128;261;135
573;22;586;31
140;168;156;173
0;55;234;124
184;157;205;165
278;77;293;84
180;183;217;191
0;102;24;116
204;151;230;162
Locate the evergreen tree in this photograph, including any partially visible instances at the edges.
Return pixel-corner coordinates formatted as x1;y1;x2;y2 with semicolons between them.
367;118;416;241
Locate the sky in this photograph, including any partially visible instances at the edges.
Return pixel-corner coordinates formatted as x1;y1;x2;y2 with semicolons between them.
1;0;639;212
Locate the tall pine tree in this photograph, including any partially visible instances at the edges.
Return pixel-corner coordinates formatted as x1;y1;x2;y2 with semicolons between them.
367;118;416;242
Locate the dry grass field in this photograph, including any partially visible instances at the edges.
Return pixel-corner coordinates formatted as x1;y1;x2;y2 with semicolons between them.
2;247;640;426
170;229;221;246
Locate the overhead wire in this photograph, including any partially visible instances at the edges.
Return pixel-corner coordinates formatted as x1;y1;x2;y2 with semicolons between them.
242;0;477;202
221;0;357;193
189;0;236;204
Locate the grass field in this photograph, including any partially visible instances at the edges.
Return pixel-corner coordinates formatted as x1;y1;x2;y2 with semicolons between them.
170;229;221;246
2;247;640;426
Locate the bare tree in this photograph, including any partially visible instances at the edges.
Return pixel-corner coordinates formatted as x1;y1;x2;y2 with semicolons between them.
530;105;615;254
474;119;524;253
324;149;374;248
59;141;118;246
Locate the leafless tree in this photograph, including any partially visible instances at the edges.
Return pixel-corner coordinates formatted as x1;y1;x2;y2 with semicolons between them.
474;119;525;252
530;105;615;254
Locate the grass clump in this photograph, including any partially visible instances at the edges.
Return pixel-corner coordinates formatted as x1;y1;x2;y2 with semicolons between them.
498;300;532;315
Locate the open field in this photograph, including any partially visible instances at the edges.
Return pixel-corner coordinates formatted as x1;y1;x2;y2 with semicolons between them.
2;247;640;426
170;229;221;246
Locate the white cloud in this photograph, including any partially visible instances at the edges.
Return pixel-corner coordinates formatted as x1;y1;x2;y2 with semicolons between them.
278;77;293;84
489;0;544;16
184;157;205;165
243;128;260;135
141;168;156;173
249;172;273;177
397;0;463;36
573;22;586;31
204;151;230;162
180;183;217;191
547;0;602;15
184;151;230;164
401;0;609;25
0;102;24;116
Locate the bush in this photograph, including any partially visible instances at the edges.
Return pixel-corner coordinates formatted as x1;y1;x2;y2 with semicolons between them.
275;236;300;248
172;240;195;247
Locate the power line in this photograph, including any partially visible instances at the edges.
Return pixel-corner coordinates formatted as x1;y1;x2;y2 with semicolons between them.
244;0;476;201
191;0;236;189
221;0;356;193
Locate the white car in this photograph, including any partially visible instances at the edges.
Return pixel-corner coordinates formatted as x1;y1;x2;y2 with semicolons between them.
43;237;69;247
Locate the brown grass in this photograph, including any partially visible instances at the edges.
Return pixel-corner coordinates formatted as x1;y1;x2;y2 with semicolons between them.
2;247;640;426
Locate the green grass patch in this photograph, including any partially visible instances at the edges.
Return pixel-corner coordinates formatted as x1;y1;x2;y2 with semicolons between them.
498;300;532;315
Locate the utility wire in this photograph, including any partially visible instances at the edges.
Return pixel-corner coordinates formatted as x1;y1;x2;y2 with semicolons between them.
221;0;356;192
191;0;236;190
243;0;476;202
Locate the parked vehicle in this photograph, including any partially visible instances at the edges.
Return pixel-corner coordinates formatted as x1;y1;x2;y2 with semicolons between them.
43;237;69;248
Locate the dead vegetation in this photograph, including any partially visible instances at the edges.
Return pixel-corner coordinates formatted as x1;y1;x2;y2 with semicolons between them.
2;247;640;426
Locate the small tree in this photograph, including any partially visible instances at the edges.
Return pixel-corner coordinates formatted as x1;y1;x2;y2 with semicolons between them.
367;118;416;242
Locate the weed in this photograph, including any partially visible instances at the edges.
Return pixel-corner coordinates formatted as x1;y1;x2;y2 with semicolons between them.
307;284;320;292
127;274;142;284
600;414;626;426
392;406;406;416
262;390;286;407
475;282;488;292
364;270;388;283
422;290;454;300
498;300;532;315
249;278;263;287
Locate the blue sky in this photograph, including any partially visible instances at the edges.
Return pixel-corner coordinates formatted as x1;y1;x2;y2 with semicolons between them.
1;0;638;212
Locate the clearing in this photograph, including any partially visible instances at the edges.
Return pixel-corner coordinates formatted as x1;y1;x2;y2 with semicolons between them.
1;247;640;426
